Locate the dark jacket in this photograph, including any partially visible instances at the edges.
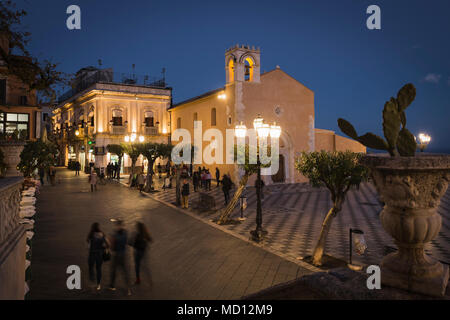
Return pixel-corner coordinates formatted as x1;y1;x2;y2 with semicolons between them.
222;176;232;191
88;232;106;252
111;229;127;253
182;183;190;196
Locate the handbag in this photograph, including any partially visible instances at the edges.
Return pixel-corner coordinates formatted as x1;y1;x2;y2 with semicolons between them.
102;249;111;261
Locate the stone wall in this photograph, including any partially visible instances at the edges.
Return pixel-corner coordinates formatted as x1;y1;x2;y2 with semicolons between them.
0;177;26;299
0;143;25;177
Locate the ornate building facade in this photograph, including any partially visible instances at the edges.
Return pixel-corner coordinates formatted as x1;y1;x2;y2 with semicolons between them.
53;67;171;173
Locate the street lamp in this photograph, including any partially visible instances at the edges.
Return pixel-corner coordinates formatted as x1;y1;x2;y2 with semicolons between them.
417;133;431;152
235;115;281;242
124;135;130;142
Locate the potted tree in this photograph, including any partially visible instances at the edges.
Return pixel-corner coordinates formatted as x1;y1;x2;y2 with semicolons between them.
338;84;450;297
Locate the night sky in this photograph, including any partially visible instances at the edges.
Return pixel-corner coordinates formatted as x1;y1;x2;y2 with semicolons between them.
14;0;450;152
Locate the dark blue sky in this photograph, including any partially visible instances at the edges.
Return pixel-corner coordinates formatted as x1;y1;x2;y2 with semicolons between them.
16;0;450;152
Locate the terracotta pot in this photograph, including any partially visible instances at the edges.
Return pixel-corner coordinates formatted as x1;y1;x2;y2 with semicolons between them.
361;154;450;297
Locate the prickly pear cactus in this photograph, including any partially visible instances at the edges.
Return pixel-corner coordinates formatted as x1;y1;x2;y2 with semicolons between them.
337;83;417;157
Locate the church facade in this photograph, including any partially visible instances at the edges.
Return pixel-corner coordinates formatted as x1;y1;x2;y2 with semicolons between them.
169;45;365;183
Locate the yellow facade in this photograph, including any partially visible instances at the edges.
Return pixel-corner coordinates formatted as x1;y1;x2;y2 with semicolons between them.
169;45;365;184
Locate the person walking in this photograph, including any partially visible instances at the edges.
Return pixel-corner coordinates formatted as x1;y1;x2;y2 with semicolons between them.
157;163;162;179
89;170;98;192
192;171;199;192
215;167;220;187
206;170;212;191
131;222;153;285
222;174;232;206
108;219;131;295
38;166;45;186
87;223;110;290
137;173;145;192
181;179;190;209
75;161;81;176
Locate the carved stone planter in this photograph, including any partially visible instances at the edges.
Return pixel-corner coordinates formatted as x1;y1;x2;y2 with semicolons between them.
361;154;450;297
0;142;26;177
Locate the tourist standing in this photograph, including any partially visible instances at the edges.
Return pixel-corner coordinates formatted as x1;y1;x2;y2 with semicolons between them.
193;171;199;192
75;161;81;176
108;220;131;295
131;222;153;285
87;223;109;290
222;174;232;206
181;179;190;209
38;166;45;186
215;167;220;187
137;173;145;192
89;170;98;192
206;170;212;191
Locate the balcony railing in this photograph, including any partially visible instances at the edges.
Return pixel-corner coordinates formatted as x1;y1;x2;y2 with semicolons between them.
110;125;127;135
58;70;167;103
144;126;158;136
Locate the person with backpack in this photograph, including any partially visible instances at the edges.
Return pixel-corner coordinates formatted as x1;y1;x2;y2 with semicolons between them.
87;223;110;290
131;222;153;285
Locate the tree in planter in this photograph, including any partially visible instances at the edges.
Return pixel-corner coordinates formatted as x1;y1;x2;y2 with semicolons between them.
123;142;142;186
295;151;368;266
17;139;57;177
217;144;270;225
106;144;125;179
137;143;173;192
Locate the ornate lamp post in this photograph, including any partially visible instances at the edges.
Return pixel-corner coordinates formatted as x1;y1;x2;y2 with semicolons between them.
417;133;431;152
235;115;281;242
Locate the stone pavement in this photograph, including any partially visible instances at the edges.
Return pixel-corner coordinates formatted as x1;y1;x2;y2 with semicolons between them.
28;169;314;299
146;176;450;267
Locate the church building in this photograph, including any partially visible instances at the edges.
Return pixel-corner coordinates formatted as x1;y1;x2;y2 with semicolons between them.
169;45;365;183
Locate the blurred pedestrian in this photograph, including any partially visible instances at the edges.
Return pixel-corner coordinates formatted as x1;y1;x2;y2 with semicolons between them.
205;170;212;191
131;222;153;285
215;167;220;187
222;174;232;206
87;223;110;290
75;161;81;176
108;219;131;295
38;166;45;186
137;173;145;192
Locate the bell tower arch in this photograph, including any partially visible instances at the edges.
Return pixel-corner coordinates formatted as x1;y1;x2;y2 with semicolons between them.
225;44;261;84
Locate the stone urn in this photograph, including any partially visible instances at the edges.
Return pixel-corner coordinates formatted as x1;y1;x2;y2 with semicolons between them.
361;154;450;297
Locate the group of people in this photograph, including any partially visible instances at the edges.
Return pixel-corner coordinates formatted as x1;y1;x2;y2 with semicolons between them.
192;167;213;192
38;165;56;186
87;219;152;295
106;162;121;179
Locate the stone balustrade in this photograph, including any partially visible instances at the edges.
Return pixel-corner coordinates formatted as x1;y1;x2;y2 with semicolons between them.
0;177;26;299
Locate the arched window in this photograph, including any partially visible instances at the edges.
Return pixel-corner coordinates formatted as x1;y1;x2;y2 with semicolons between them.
112;109;123;126
193;112;198;128
211;108;216;126
177;117;181;129
244;57;254;82
144;111;154;127
227;59;234;83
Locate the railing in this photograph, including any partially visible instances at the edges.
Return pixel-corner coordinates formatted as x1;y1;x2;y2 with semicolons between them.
144;126;158;136
110;125;127;135
58;70;167;103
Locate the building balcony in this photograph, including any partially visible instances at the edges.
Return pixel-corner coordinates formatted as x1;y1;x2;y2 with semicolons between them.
143;126;158;136
110;125;127;135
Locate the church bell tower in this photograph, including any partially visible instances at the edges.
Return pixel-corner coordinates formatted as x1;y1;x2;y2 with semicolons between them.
225;44;261;84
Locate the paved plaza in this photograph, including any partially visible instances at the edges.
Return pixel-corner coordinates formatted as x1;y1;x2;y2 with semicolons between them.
149;175;450;267
28;169;314;299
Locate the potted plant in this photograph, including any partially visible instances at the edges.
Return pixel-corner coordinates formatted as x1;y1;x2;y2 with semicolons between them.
338;84;449;297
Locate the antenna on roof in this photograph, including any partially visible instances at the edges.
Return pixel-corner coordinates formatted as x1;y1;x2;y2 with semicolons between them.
162;67;166;85
98;59;102;67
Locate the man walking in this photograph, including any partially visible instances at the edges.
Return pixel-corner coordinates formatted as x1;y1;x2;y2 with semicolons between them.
215;167;220;187
108;219;131;295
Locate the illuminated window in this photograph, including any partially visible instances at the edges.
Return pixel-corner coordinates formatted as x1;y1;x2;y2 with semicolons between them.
112;109;123;126
144;111;154;127
211;108;216;126
1;112;29;139
227;59;234;82
244;57;254;82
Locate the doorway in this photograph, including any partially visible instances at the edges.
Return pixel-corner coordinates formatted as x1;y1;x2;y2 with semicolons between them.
271;154;286;183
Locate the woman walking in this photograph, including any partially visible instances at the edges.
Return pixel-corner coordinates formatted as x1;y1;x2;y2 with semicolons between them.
132;222;153;284
87;223;109;290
